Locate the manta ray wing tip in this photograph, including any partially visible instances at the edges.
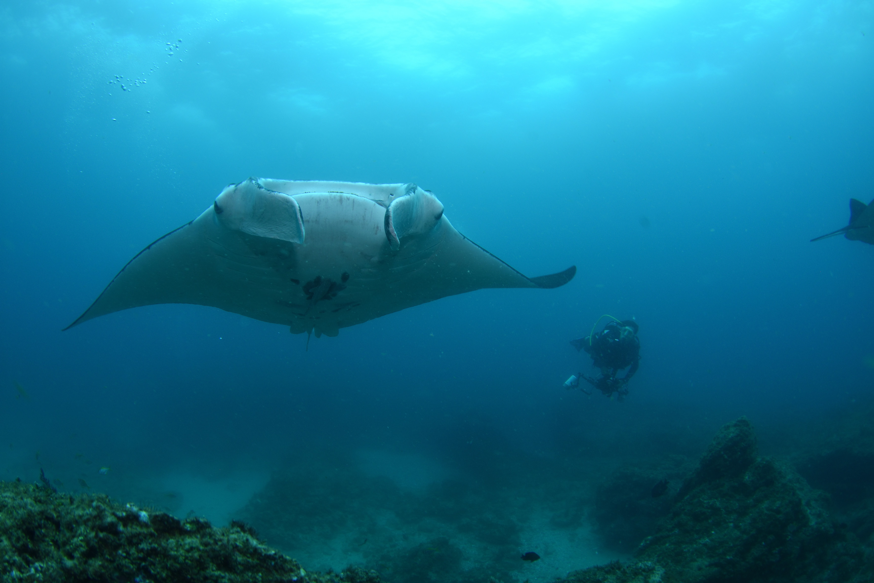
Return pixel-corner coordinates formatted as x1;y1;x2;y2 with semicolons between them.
530;265;576;289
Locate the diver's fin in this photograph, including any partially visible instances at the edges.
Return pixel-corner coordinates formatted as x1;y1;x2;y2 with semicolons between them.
810;226;850;242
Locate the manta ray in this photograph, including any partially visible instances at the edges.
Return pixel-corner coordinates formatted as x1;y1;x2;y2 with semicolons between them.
66;178;576;338
811;197;874;245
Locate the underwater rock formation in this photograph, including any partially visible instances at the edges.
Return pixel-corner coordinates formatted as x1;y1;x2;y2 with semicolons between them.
565;417;874;583
10;415;874;583
0;479;380;583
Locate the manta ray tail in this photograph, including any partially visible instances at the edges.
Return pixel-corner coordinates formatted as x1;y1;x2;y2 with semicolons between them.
810;226;850;242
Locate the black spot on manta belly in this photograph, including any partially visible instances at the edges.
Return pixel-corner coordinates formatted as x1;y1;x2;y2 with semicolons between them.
302;273;350;303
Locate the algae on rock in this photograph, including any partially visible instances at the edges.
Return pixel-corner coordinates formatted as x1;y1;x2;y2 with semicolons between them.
0;479;380;583
563;417;873;583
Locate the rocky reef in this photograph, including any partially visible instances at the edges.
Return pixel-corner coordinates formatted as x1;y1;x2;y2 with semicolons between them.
0;479;380;583
563;417;874;583
5;415;874;583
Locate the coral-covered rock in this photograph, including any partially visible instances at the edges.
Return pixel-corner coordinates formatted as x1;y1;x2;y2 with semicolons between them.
0;479;379;583
562;418;872;583
675;417;757;498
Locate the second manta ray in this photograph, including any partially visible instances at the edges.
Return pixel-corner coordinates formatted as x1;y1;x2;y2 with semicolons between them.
811;197;874;245
66;178;576;338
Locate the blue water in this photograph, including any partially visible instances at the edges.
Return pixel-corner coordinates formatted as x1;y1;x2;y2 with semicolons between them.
1;0;873;576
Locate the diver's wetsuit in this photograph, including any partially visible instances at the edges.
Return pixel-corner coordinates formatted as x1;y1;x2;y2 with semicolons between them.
572;320;640;398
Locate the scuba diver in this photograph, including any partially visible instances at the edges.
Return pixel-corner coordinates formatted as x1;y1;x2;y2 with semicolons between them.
564;316;640;399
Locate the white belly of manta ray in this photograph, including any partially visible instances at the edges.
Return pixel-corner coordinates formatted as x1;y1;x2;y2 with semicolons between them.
65;178;576;338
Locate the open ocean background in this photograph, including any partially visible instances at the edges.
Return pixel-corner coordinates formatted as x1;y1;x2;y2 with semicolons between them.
1;1;873;580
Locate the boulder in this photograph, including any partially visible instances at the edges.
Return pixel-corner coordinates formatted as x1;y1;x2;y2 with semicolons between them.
0;479;379;583
564;418;872;583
